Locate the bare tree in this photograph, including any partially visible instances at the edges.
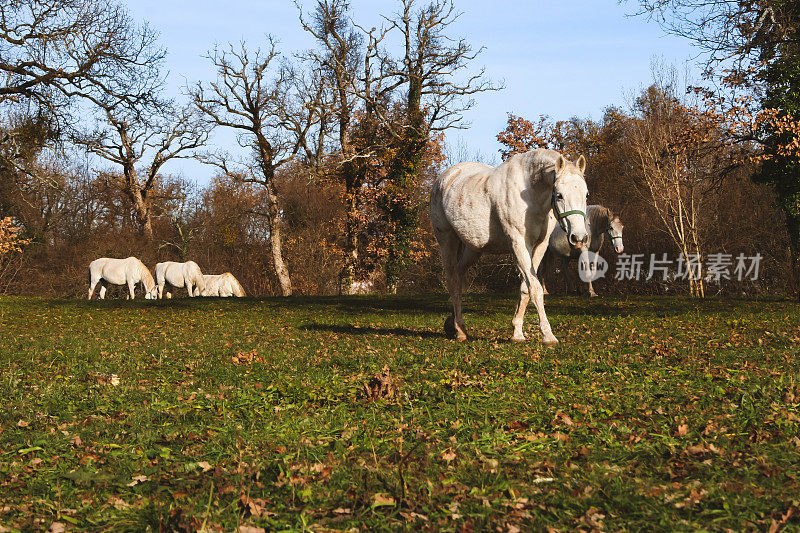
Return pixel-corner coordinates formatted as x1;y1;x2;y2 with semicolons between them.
301;0;499;293
627;71;734;297
0;0;164;111
0;0;182;244
192;40;323;296
72;99;208;241
630;1;794;76
299;0;389;294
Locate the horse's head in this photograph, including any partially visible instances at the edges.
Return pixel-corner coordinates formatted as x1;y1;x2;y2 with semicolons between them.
607;215;624;254
551;154;589;250
144;286;158;299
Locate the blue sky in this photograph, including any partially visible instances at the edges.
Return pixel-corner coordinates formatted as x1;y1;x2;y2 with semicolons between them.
124;0;699;184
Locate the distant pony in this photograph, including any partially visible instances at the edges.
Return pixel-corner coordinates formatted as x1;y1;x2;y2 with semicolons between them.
88;257;157;300
539;205;624;297
154;261;206;298
194;273;245;297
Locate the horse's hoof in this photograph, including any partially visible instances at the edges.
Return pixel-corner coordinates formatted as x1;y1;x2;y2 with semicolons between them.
456;333;468;342
511;334;526;342
589;293;598;298
542;337;559;347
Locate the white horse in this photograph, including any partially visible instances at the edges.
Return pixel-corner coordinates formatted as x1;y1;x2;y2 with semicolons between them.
540;205;624;297
154;261;206;298
194;273;245;297
88;257;157;300
430;149;589;345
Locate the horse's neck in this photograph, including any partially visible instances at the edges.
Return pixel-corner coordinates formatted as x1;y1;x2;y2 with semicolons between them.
585;208;608;252
589;208;610;238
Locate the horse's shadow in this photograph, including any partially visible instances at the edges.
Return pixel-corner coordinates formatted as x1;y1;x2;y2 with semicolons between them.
300;323;443;339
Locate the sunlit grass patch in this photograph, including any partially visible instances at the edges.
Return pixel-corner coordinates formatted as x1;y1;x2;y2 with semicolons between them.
0;295;798;531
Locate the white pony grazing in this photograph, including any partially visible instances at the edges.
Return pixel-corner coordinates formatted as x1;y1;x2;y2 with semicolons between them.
154;261;206;298
430;149;589;345
194;273;245;297
88;257;157;300
540;205;624;297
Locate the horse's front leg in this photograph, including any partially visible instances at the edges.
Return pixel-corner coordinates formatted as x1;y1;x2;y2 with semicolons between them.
510;238;557;345
128;281;136;300
531;238;558;345
186;281;194;297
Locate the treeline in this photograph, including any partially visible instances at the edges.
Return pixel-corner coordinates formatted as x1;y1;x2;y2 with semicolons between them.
0;0;796;297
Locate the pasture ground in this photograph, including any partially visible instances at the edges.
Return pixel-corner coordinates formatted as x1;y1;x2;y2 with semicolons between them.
0;294;799;532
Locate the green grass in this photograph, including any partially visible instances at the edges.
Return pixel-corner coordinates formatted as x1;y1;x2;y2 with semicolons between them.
0;294;799;532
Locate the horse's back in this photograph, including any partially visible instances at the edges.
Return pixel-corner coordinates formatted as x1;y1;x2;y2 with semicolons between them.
91;257;129;284
431;162;498;248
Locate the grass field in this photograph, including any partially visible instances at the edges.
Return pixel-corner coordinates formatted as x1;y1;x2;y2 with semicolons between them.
0;294;799;532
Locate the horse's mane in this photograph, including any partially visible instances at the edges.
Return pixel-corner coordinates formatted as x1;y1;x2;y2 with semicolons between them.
510;149;583;186
139;262;156;291
588;205;613;231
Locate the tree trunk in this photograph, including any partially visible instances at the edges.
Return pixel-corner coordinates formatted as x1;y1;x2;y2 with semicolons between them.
131;188;153;242
339;190;360;295
264;179;292;296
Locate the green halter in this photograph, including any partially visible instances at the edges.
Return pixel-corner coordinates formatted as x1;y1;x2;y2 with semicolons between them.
551;192;586;225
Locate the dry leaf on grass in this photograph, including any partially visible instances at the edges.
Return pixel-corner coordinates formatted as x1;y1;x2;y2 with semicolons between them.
126;475;148;487
237;527;266;533
231;350;265;365
360;365;398;400
372;493;396;507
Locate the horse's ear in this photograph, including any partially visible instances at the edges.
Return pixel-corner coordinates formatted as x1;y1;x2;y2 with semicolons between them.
576;154;587;174
555;154;566;175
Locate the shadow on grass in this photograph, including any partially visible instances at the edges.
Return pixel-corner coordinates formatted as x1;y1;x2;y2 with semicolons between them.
301;322;443;339
28;294;796;321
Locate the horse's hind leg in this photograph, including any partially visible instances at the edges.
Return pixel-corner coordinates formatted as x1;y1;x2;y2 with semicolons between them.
538;250;551;295
562;257;577;294
437;229;467;341
588;254;599;297
88;277;99;300
452;246;481;331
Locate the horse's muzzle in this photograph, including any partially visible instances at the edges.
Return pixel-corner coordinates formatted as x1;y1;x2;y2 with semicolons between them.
569;231;588;249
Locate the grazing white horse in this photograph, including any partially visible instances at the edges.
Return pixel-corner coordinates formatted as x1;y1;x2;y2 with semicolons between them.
430;149;589;345
540;205;624;297
154;261;206;298
88;257;157;300
194;273;245;297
